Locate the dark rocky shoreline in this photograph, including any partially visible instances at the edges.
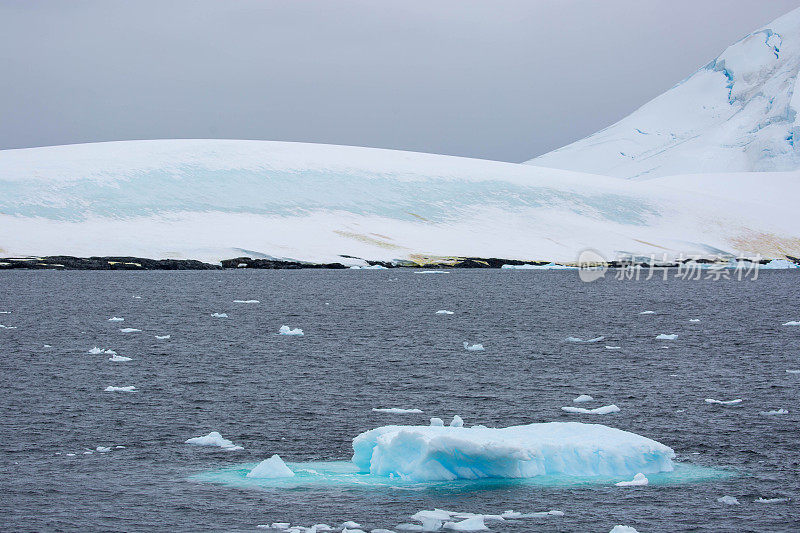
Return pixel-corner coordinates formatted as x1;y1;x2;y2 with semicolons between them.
0;255;796;270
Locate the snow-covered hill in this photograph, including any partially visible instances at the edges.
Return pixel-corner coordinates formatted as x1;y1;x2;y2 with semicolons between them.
526;7;800;180
1;139;797;264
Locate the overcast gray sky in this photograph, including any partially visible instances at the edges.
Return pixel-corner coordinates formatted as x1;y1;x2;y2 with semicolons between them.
1;0;798;162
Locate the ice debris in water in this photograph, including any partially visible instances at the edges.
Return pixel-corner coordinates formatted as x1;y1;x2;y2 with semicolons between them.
233;299;260;303
656;334;678;340
786;369;800;374
185;431;243;451
0;324;18;329
89;347;103;354
352;421;674;481
246;454;295;478
718;496;740;505
211;312;228;318
755;497;789;503
565;336;605;343
573;394;594;403
443;516;487;531
705;398;743;405
562;405;620;415
279;325;304;336
372;408;423;414
96;446;111;453
782;321;800;326
104;349;116;355
463;342;484;351
109;354;132;362
689;319;701;322
760;408;788;415
108;317;124;322
436;310;454;315
615;472;648;486
155;335;170;340
104;386;136;392
414;270;449;274
430;417;444;427
450;415;464;427
609;527;639;533
605;345;621;350
119;328;140;333
639;311;655;315
350;264;388;269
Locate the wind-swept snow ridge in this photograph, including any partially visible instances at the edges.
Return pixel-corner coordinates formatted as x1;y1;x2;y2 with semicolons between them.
1;139;798;264
351;421;674;481
527;7;800;179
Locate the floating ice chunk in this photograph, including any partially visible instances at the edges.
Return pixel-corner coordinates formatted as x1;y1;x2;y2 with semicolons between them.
515;510;563;518
605;345;621;350
573;394;594;403
104;349;116;355
268;525;290;530
705;398;742;405
450;415;464;428
132;296;141;299
782;321;800;326
352;421;675;481
565;336;605;343
246;454;295;478
755;497;789;503
43;344;51;348
104;386;136;392
119;328;140;333
609;527;639;533
689;319;701;322
66;453;76;456
463;342;484;351
211;312;228;318
0;311;9;313
83;451;93;455
415;271;449;274
233;299;260;303
185;431;243;450
717;496;740;505
562;405;620;415
396;525;423;532
639;311;655;315
429;418;444;427
760;408;788;415
656;334;677;340
89;347;104;354
443;516;487;531
109;354;132;362
615;472;648;486
279;325;304;336
786;370;800;374
155;335;170;340
0;324;17;329
373;408;423;414
108;317;124;322
96;446;111;453
115;445;125;449
436;310;454;315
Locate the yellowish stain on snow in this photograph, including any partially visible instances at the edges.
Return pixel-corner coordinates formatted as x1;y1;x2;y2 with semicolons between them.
333;231;408;251
729;231;800;259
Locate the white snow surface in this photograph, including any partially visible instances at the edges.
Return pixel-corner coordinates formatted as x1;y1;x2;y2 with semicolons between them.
527;8;800;180
1;139;799;264
246;454;295;479
351;421;674;481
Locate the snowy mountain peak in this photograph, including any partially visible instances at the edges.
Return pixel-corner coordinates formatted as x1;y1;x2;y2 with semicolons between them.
526;7;800;179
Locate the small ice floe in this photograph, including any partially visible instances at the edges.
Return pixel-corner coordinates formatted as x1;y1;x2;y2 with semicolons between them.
211;313;228;318
233;299;260;303
132;296;141;299
0;324;17;329
609;527;639;533
605;345;621;350
755;497;789;503
155;335;170;340
372;408;423;414
573;394;594;403
615;472;648;486
782;321;800;326
717;496;740;505
436;310;454;315
639;311;655;315
109;354;132;362
89;347;104;354
185;431;243;451
108;317;124;322
450;415;464;427
562;404;620;414
415;270;449;274
565;336;605;343
115;445;125;449
759;408;788;415
246;454;295;478
0;311;9;313
705;398;742;405
43;344;51;348
689;319;701;322
119;328;141;333
104;386;136;392
463;342;484;351
83;451;93;455
786;369;800;374
429;417;444;426
656;334;678;340
279;325;304;336
443;516;488;531
104;349;116;355
96;446;111;453
341;521;361;529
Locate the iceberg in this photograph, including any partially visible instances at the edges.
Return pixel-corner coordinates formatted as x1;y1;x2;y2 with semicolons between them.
104;386;136;392
108;317;124;322
759;408;788;415
211;312;228;318
89;347;103;354
717;496;740;505
689;319;701;322
615;472;648;486
565;336;605;343
561;405;620;415
755;497;789;503
96;446;111;453
109;354;132;362
246;454;295;479
119;328;140;333
609;527;639;533
443;516;487;531
573;394;594;403
786;369;800;374
705;398;743;405
279;325;304;336
436;310;454;315
760;259;798;269
351;421;675;481
655;334;678;340
463;342;484;351
782;321;800;326
185;431;243;451
372;408;423;414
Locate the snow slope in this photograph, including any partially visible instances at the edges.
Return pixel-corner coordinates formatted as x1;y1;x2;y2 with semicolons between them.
527;7;800;180
1;139;798;263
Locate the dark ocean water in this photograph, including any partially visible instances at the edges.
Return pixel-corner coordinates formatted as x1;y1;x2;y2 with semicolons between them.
0;269;798;532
